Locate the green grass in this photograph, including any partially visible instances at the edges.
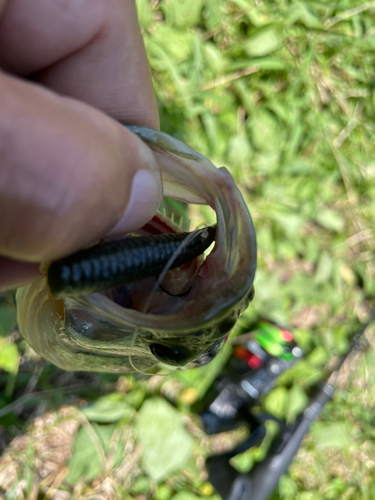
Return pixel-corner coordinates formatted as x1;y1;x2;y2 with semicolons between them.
1;1;375;499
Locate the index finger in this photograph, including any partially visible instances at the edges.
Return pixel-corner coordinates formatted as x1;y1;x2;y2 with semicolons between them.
0;0;158;127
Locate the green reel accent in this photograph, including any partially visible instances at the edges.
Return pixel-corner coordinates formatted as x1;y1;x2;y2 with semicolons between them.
254;321;295;361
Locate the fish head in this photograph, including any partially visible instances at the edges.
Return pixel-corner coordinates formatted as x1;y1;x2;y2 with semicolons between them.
16;126;257;372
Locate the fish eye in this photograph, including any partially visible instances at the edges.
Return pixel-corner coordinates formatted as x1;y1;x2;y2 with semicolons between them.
149;343;194;366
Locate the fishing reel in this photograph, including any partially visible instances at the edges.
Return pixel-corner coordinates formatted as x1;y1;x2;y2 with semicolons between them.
196;320;304;500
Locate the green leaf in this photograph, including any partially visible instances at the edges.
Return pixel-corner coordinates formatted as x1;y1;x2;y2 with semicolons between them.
136;0;154;29
278;475;298;498
0;340;19;375
323;478;348;499
230;448;254;474
227;136;252;168
135;398;193;481
252;270;285;324
314;251;332;284
204;43;228;74
156;484;173;500
307;346;329;367
264;387;289;419
124;387;147;410
172;493;200;500
273;211;305;238
162;0;203;29
130;476;151;495
244;26;281;58
312;422;352;449
249;109;282;152
152;25;195;61
289;2;323;29
230;57;287;71
254;151;280;175
286;385;308;423
66;424;114;484
250;57;287;70
82;393;136;423
277;361;322;388
315;208;344;232
298;493;324;500
203;0;223;30
230;0;268;25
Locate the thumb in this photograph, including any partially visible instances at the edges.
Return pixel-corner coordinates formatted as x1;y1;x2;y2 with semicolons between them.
0;73;163;264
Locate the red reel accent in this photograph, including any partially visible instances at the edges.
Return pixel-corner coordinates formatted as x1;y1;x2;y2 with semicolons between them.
233;346;263;369
247;354;263;369
281;330;293;342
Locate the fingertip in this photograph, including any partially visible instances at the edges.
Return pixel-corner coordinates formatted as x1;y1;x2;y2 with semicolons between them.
0;74;162;264
0;257;41;292
107;168;163;236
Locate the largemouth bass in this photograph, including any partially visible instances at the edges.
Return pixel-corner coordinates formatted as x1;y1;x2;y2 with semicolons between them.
16;125;257;373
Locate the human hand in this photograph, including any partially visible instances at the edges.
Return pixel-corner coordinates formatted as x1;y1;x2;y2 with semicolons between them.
0;0;163;291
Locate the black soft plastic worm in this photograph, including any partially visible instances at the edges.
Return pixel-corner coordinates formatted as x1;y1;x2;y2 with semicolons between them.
48;226;216;297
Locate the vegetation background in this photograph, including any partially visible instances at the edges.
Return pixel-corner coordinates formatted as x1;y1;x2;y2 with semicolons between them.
1;1;375;499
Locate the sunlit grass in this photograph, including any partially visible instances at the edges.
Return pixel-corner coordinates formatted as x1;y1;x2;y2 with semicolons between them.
1;1;375;499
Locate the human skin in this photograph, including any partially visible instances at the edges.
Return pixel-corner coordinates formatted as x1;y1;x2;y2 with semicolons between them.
0;0;162;291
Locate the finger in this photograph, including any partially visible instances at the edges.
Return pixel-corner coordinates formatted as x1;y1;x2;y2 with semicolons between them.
0;0;158;127
0;257;40;292
0;72;162;265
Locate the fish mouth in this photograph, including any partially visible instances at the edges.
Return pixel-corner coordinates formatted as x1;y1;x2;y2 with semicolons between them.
101;212;215;314
59;208;251;371
59;168;256;371
16;125;257;373
79;210;235;369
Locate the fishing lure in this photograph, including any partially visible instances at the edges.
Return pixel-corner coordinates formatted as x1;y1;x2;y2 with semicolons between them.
48;226;216;297
16;125;257;373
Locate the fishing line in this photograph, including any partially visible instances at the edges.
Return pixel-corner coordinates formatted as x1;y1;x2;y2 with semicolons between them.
128;323;178;377
128;325;155;376
132;223;214;372
141;223;212;315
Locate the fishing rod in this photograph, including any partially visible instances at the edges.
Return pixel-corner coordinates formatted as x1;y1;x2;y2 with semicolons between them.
200;311;375;500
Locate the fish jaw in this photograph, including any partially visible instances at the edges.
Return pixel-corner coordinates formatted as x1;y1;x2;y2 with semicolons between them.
16;126;257;372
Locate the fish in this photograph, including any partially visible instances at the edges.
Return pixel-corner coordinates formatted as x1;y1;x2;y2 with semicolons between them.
16;125;257;373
